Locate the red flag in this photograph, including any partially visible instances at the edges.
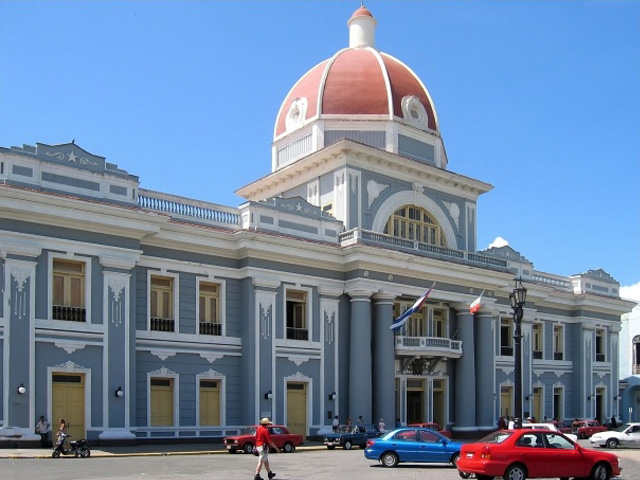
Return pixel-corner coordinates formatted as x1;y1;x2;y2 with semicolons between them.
470;291;484;314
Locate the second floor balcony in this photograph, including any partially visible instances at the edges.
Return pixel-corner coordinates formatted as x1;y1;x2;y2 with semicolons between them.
394;335;462;359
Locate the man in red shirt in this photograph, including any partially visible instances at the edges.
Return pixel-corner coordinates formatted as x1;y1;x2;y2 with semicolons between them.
254;417;280;480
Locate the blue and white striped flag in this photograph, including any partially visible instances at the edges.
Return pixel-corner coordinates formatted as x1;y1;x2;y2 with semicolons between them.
390;283;436;331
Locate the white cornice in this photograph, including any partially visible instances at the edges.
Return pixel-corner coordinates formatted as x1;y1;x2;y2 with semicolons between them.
237;139;492;201
1;186;165;238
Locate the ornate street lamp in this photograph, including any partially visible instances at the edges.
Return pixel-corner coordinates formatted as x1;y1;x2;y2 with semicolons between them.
509;277;527;426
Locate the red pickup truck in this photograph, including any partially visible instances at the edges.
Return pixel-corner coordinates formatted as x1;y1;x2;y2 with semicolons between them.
223;425;303;454
572;420;607;439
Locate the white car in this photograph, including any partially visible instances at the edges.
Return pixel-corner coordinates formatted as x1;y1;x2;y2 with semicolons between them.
521;422;578;442
590;422;640;449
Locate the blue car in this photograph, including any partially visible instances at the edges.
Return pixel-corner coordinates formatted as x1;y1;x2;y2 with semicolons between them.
364;427;464;468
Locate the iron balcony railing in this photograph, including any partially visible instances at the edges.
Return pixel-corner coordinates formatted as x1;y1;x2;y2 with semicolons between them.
151;317;175;332
52;305;86;322
199;322;222;335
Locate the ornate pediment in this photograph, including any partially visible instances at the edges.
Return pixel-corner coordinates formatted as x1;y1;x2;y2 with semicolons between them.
579;269;617;284
480;245;532;266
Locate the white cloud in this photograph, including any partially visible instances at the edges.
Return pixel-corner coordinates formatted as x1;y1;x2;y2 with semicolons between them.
620;281;640;303
488;236;509;249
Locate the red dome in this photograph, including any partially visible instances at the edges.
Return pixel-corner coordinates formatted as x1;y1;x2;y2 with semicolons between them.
274;47;438;138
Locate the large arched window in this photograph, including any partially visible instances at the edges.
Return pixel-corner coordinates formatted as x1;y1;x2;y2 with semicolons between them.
383;205;447;247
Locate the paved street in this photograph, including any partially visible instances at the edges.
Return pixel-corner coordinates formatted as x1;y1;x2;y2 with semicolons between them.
2;442;640;480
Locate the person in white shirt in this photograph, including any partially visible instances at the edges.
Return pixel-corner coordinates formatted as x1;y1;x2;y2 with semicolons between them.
35;415;51;447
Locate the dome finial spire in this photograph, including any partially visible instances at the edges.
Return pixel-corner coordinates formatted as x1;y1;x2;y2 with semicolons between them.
348;4;377;49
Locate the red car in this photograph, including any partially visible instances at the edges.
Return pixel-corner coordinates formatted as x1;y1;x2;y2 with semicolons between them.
457;429;621;480
223;425;303;454
552;420;572;434
572;419;608;439
407;422;451;438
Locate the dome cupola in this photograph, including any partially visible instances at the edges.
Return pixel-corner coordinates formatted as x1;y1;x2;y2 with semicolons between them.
272;6;446;172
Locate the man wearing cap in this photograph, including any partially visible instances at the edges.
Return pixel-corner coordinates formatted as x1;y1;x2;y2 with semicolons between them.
254;417;279;480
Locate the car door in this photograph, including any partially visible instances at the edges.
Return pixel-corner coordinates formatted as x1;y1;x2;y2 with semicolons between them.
546;433;590;479
391;429;420;461
416;430;449;463
514;432;555;478
620;425;640;447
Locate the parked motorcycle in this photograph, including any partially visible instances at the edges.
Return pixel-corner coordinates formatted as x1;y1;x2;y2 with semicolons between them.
52;432;91;458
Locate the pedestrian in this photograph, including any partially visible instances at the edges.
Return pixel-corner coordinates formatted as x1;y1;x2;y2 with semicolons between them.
332;415;339;432
507;416;515;429
611;415;617;429
377;418;386;433
56;418;68;450
35;415;50;447
254;417;280;480
497;416;506;430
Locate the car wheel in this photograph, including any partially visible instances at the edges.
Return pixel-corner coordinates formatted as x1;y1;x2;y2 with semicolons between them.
243;443;254;454
381;451;399;468
505;463;527;480
458;472;471;479
591;463;611;480
605;438;619;449
579;432;587;439
283;442;294;453
450;452;460;467
343;440;353;450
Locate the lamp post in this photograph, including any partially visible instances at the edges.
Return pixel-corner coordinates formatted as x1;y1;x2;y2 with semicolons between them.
509;277;527;426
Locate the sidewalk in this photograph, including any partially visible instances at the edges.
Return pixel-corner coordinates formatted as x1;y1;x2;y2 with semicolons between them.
0;442;326;459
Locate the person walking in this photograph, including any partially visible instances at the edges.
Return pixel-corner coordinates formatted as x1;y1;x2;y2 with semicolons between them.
254;417;280;480
35;415;50;447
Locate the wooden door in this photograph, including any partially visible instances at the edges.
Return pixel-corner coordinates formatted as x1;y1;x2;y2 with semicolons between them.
199;379;220;426
150;378;174;426
286;382;307;439
52;373;85;440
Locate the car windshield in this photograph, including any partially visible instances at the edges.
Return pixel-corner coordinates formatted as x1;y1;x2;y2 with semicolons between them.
478;431;512;444
242;427;257;435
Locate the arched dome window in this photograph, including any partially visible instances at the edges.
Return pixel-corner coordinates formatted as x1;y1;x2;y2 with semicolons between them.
383;205;447;247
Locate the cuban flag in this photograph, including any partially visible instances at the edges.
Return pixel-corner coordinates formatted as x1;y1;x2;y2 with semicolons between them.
390;283;436;331
470;290;484;314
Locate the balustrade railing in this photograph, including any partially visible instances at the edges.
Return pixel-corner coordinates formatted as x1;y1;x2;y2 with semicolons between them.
338;229;507;268
138;191;240;226
394;336;462;355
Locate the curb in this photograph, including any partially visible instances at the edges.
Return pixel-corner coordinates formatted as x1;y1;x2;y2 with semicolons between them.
2;445;327;460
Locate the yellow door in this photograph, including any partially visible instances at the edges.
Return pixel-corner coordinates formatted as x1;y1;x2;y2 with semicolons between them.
433;379;445;427
150;378;174;426
199;379;220;426
532;387;542;421
52;373;85;440
501;385;513;418
286;382;306;439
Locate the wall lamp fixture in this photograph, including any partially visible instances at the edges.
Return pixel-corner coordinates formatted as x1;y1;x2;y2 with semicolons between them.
329;391;337;401
264;390;273;400
17;383;26;395
614;395;621;400
115;386;124;398
587;394;595;401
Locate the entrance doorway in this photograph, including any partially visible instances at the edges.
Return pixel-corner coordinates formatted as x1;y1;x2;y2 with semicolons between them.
286;382;307;439
52;373;85;440
406;379;425;424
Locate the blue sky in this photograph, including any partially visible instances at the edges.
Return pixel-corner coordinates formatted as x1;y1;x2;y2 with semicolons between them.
1;1;639;300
